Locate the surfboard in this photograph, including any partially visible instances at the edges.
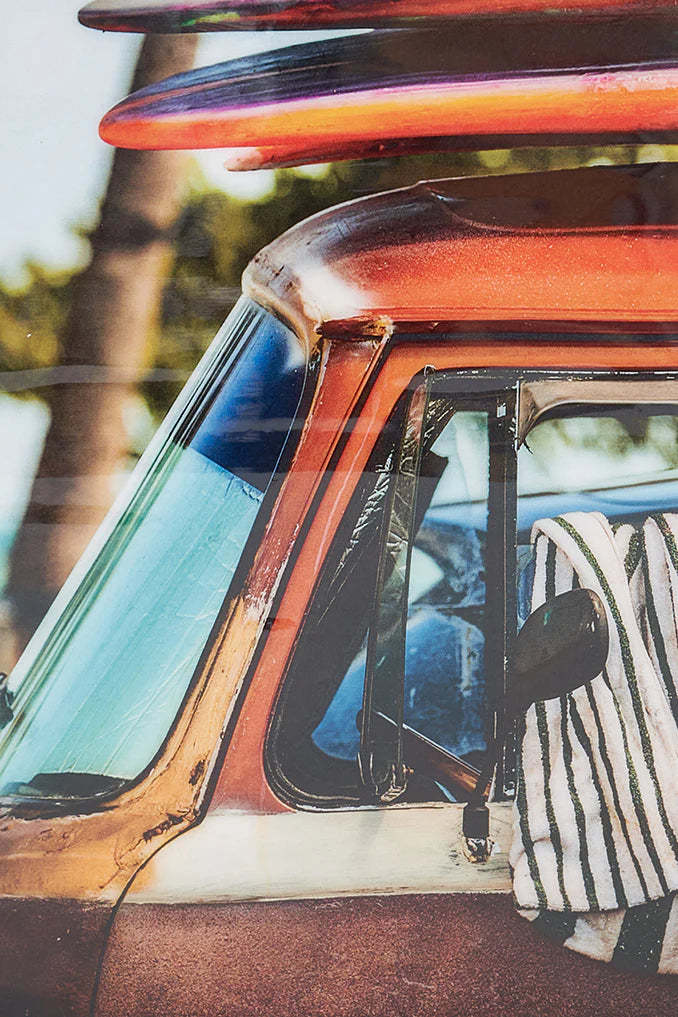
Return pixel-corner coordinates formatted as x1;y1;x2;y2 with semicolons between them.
79;0;678;33
98;25;678;166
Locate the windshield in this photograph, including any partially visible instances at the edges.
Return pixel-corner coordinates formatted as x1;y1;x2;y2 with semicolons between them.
0;298;308;799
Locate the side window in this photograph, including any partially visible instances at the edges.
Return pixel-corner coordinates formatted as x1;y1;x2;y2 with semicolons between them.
396;411;489;765
268;370;678;812
312;413;488;764
268;376;501;807
517;401;678;622
518;406;678;526
507;391;678;789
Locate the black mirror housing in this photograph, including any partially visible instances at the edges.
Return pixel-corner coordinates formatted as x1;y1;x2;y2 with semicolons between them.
508;587;609;719
462;588;609;852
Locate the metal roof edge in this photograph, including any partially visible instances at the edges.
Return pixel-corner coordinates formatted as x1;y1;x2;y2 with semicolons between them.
242;164;678;339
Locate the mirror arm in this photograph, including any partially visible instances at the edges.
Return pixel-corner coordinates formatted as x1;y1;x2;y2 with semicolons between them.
461;588;609;856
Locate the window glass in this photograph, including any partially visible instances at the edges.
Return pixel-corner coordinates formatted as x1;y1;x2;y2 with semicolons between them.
274;391;491;804
404;412;488;764
0;299;307;798
275;375;678;810
272;405;404;801
517;408;678;623
519;411;678;507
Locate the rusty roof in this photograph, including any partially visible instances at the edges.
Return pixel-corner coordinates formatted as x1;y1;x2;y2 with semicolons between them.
243;163;678;343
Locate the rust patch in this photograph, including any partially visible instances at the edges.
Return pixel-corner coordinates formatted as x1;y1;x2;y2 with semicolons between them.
142;814;184;843
189;760;206;787
318;315;394;341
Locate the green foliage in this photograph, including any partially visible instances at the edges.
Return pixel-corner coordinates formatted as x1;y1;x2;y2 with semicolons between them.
148;152;503;413
3;143;678;420
146;162;375;416
0;266;71;382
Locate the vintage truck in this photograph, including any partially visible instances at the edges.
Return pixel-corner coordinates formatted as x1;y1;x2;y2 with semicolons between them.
2;159;678;1015
4;3;678;1015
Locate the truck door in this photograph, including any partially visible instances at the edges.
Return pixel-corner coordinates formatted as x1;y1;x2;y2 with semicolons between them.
93;359;678;1017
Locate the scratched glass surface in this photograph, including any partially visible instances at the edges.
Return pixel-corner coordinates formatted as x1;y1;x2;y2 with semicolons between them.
0;299;306;797
314;411;489;764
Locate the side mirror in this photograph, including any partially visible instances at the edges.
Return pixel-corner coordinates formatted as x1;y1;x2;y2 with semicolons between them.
463;588;609;855
507;587;609;720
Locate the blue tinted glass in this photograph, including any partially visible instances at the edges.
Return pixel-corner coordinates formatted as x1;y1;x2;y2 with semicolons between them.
313;410;488;764
193;311;305;489
0;300;307;797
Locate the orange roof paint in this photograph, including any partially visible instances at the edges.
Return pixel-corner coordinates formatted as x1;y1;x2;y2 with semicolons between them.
244;166;678;340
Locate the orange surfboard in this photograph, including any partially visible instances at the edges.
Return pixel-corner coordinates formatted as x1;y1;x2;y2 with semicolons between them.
98;26;678;167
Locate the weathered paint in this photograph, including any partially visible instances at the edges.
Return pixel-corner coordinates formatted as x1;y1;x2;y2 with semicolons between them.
122;804;514;904
0;339;382;889
0;338;384;1014
245;167;678;338
94;894;678;1017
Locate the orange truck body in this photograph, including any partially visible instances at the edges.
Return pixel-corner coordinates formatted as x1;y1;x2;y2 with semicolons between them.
2;163;678;1014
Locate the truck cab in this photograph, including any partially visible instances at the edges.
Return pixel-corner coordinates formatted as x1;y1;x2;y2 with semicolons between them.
1;162;678;1015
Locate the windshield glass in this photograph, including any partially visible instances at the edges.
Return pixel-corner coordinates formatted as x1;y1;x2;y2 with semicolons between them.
0;298;307;799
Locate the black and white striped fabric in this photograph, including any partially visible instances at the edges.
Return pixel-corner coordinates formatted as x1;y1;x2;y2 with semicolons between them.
511;512;678;974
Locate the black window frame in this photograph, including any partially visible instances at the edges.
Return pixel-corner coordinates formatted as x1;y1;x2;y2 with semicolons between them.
266;363;678;812
266;368;517;810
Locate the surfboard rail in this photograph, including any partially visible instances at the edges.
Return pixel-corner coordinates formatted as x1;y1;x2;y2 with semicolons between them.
78;0;678;34
95;24;678;167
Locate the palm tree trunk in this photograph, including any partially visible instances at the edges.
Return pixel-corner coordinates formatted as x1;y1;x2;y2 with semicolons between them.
4;34;198;660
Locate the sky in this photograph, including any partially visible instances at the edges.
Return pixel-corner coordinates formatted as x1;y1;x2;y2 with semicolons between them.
1;2;343;286
0;4;349;565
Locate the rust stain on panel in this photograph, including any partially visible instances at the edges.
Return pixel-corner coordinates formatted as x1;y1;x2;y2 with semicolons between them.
95;895;678;1017
0;898;111;1017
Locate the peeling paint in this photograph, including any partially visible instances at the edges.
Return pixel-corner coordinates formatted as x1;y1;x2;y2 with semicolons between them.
189;760;206;787
142;813;186;843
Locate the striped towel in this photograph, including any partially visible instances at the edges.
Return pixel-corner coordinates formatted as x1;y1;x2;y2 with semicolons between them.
511;512;678;974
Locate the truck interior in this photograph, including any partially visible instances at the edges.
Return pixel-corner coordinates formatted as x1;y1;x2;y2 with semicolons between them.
268;369;678;809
